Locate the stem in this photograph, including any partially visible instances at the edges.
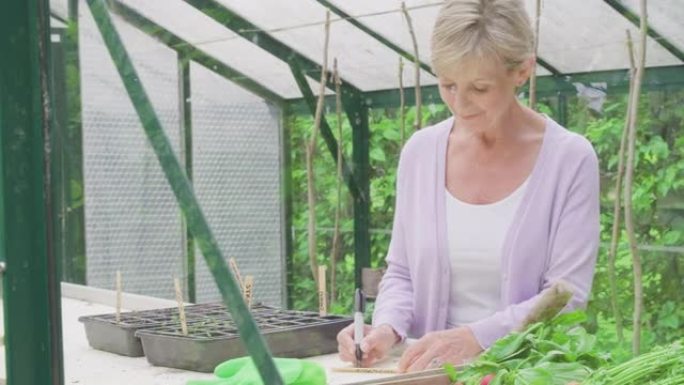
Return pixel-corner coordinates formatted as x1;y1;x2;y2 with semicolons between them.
609;29;636;343
401;2;421;129
623;0;647;356
529;0;541;109
307;11;331;283
399;57;406;146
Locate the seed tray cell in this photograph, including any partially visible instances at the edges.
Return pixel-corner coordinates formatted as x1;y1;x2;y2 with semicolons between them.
136;309;352;372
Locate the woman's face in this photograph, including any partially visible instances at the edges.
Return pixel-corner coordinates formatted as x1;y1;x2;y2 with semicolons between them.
437;56;532;132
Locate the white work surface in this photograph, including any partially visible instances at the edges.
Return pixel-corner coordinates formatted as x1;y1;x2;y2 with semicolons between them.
2;283;405;385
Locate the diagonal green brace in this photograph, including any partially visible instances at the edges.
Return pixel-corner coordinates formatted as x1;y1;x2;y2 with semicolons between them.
85;1;283;383
288;59;366;203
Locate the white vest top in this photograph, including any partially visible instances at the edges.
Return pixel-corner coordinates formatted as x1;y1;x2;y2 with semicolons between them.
445;179;529;327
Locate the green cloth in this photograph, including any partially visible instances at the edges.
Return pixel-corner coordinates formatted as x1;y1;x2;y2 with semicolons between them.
187;357;326;385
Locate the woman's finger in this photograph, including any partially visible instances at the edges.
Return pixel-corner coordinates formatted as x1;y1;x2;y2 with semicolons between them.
407;349;440;372
337;324;355;352
398;341;426;372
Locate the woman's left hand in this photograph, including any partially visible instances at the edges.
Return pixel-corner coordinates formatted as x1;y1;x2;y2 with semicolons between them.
397;326;483;372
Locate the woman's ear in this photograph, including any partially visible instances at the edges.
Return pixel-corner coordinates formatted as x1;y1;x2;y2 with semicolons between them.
515;56;536;87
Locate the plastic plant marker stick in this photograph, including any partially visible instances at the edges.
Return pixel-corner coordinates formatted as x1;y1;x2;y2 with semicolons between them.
318;265;327;317
244;276;254;309
116;270;122;323
174;277;188;336
230;257;244;291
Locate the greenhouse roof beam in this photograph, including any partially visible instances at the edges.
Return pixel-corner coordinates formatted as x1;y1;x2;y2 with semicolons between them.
314;0;434;76
110;0;284;104
538;58;561;76
185;0;361;95
604;0;684;63
288;65;684;111
315;0;561;77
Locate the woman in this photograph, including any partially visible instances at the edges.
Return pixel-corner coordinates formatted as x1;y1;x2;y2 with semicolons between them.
337;0;600;373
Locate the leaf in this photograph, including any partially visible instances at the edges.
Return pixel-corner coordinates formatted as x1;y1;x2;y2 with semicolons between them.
370;148;386;162
382;129;401;141
486;326;539;362
514;367;553;385
550;311;587;329
442;363;458;382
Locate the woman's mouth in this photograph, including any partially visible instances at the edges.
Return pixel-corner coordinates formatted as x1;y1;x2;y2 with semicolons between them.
459;113;482;120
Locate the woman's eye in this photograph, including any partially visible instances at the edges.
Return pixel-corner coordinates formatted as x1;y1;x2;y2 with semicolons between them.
442;84;457;93
472;87;488;93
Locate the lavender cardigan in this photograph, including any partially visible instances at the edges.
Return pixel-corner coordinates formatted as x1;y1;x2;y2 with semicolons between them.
372;116;600;349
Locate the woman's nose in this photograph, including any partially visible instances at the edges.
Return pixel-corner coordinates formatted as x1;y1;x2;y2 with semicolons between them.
453;90;471;109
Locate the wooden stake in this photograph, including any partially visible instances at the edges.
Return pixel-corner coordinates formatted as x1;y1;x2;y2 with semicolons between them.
243;275;254;309
307;10;331;283
401;2;421;129
229;257;244;291
174;277;188;336
624;0;647;355
399;57;406;146
115;270;122;323
608;29;636;343
529;0;542;109
331;367;399;374
318;265;328;316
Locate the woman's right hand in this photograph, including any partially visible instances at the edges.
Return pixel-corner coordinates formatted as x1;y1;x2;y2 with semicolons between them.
337;323;400;367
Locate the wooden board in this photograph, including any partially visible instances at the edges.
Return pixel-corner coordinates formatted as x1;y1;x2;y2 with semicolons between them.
343;369;451;385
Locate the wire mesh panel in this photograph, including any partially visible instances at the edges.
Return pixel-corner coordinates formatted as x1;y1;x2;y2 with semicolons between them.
191;62;285;307
80;2;185;298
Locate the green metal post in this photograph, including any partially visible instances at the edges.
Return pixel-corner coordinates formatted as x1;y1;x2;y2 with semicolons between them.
62;0;87;284
281;105;296;309
85;1;283;383
178;55;196;303
557;92;568;127
0;0;64;384
51;29;68;288
339;88;371;289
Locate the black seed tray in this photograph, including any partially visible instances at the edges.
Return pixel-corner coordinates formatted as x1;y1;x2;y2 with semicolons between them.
78;303;260;357
136;308;352;372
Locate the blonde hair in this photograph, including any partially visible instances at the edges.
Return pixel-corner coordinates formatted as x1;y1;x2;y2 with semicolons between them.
431;0;534;75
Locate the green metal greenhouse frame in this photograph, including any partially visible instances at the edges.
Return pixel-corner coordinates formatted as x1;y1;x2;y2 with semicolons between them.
1;0;683;384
